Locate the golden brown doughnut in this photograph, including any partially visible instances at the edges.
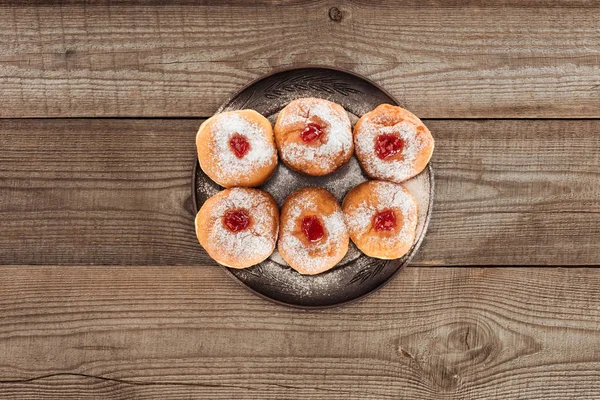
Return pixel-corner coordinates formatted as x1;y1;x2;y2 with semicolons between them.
274;98;353;176
195;188;279;268
354;104;434;183
277;187;349;275
197;110;277;188
342;180;418;259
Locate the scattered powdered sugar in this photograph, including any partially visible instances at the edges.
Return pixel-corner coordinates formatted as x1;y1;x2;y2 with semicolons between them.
261;156;367;206
279;193;349;274
207;188;277;264
196;175;220;199
334;240;362;265
261;165;303;206
236;255;351;298
346;182;417;247
278;98;353;170
320;157;368;201
355;118;424;182
210;113;276;181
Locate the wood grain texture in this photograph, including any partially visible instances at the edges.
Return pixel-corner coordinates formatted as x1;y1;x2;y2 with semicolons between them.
1;1;599;118
0;265;599;399
0;118;599;266
422;119;600;266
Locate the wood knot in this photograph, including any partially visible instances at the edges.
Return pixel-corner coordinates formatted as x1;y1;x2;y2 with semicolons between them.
446;322;495;363
328;7;343;22
65;49;75;58
398;347;414;359
397;319;541;393
430;322;497;392
396;321;499;392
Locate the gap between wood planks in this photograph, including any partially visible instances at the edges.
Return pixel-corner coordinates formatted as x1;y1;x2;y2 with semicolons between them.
0;372;228;388
2;117;600;120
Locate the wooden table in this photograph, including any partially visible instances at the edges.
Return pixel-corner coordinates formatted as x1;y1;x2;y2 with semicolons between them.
1;1;599;399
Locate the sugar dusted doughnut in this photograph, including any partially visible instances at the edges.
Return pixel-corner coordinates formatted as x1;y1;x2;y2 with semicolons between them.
278;187;349;275
354;104;434;183
342;180;418;260
195;188;279;269
274;98;353;176
197;110;278;188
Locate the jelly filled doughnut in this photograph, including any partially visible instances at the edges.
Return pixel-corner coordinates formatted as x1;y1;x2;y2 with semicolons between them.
278;187;349;275
274;98;353;176
342;180;418;260
354;104;434;183
195;188;279;269
197;110;278;188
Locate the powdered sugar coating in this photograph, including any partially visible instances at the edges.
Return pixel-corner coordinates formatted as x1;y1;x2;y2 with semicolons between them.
354;105;433;183
278;188;349;275
197;111;277;188
197;188;278;268
344;181;418;254
276;98;353;174
210;113;276;181
262;156;368;206
355;120;423;182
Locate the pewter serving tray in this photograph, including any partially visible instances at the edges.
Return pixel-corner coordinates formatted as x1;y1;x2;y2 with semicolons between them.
193;66;434;308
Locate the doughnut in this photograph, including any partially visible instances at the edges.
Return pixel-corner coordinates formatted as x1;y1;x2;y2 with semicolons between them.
278;187;349;275
197;110;278;188
195;188;279;269
274;98;353;176
342;180;418;260
354;104;434;183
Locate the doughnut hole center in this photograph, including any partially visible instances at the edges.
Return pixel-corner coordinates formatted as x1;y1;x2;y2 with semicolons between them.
301;215;325;242
229;134;251;159
300;122;325;143
373;209;397;232
375;134;404;160
223;209;251;232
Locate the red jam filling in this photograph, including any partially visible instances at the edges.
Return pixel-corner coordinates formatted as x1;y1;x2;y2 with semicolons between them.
229;134;250;159
374;134;404;160
301;215;325;242
300;122;325;143
224;209;250;232
373;210;397;231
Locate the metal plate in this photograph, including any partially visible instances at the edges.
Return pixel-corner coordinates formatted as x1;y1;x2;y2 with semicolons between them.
192;66;434;308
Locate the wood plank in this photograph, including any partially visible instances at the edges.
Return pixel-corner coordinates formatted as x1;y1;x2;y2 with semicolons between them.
421;119;600;266
1;1;599;118
0;118;599;266
0;265;599;399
